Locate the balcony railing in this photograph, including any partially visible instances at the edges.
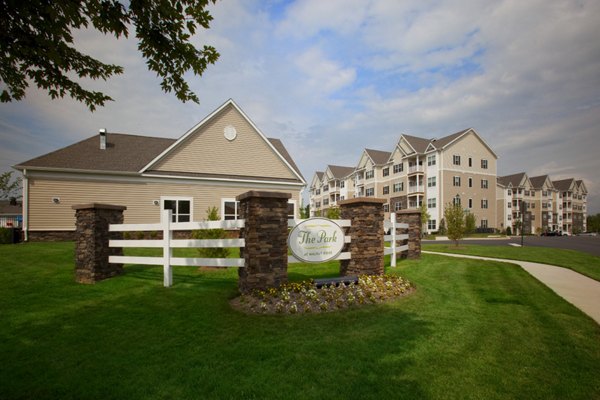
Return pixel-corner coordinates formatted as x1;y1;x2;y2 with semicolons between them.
408;165;424;174
408;185;424;194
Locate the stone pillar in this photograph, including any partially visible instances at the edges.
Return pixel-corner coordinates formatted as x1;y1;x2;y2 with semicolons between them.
338;197;386;276
72;203;127;284
236;191;290;293
395;210;421;259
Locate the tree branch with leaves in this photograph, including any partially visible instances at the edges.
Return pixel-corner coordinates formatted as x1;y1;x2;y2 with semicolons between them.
0;0;219;111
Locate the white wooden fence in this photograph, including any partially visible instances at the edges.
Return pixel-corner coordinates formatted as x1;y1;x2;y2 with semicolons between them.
108;211;409;286
384;212;409;267
109;209;245;287
0;216;22;228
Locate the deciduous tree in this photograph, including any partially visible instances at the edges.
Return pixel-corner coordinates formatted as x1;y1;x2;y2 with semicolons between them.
0;0;219;111
0;171;21;199
444;202;465;246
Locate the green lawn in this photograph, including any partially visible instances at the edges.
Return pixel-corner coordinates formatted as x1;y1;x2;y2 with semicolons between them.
1;242;599;399
423;243;600;281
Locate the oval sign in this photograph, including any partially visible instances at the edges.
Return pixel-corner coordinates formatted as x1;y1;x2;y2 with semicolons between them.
288;218;345;263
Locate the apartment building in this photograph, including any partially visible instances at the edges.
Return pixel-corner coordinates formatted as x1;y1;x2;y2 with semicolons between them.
310;165;355;216
496;173;588;235
310;128;498;233
553;178;588;234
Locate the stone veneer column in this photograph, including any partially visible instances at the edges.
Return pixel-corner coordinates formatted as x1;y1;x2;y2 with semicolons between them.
338;197;386;276
395;210;421;259
236;191;290;293
72;203;127;284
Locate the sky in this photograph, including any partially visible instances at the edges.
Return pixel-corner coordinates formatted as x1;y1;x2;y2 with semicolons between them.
1;0;599;214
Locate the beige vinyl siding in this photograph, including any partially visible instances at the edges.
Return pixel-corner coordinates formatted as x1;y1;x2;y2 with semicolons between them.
441;170;497;228
442;131;497;173
27;177;300;231
153;104;297;180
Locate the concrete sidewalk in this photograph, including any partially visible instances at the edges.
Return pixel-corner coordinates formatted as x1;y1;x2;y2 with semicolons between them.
423;251;600;325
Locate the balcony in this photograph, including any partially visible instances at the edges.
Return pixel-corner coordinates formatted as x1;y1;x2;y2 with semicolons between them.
408;165;425;175
408;185;424;194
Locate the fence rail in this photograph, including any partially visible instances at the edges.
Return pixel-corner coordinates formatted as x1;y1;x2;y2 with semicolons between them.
383;212;409;267
109;209;245;287
0;216;22;228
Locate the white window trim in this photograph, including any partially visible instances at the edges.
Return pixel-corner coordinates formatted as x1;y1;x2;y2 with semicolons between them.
221;197;239;220
161;196;193;222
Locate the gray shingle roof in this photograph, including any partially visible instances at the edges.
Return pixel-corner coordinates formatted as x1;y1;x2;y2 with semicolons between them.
15;133;304;182
552;178;575;192
529;175;550;189
15;133;176;173
401;135;432;153
498;172;527;187
328;165;355;179
365;148;392;165
430;128;471;149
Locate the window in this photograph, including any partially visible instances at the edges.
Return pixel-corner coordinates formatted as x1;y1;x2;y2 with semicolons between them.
524;190;530;196
468;177;473;188
468;198;473;209
508;202;511;208
323;199;329;205
481;199;488;209
383;204;389;212
383;186;390;195
481;220;488;228
481;159;488;169
453;195;461;206
427;177;436;187
316;189;320;195
383;168;389;177
163;197;192;222
508;189;512;195
453;155;461;165
394;202;402;211
393;182;404;192
365;188;375;197
530;202;535;209
427;154;436;166
365;169;374;179
508;215;512;220
287;200;297;219
393;163;403;174
453;176;461;187
542;190;547;196
315;201;321;208
221;198;238;220
468;157;472;167
427;198;436;208
323;185;328;192
481;179;489;189
428;219;437;230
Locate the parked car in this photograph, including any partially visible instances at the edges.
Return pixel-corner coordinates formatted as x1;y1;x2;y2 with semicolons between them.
541;230;561;236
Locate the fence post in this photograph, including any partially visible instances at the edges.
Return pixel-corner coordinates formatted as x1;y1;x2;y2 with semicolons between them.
390;212;397;267
395;210;422;259
72;203;127;284
236;191;291;294
338;197;386;276
162;209;173;287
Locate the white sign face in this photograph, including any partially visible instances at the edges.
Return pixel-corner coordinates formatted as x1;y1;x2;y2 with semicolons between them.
288;218;345;263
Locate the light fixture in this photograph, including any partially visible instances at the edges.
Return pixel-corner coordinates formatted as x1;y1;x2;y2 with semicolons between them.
52;197;60;204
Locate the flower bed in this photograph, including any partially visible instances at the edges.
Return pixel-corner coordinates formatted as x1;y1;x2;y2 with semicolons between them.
231;274;414;314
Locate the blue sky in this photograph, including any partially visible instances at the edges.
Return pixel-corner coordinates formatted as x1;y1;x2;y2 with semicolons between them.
1;0;599;213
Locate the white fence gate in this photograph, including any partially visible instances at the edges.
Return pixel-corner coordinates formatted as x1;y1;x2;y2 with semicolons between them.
108;211;409;287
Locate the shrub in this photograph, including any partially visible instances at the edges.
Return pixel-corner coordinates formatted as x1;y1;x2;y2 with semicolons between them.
326;206;340;219
438;218;447;235
506;226;512;236
465;213;476;234
192;206;229;259
0;228;12;244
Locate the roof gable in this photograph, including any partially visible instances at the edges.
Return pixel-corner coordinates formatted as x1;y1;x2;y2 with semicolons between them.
498;172;528;187
326;165;355;180
437;128;498;159
310;171;324;188
365;148;392;166
552;178;575;192
529;175;554;190
145;99;305;184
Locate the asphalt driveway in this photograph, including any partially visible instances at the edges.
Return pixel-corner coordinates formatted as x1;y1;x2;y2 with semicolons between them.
425;235;600;257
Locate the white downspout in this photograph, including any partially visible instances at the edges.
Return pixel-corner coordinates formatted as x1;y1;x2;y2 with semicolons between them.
23;169;29;241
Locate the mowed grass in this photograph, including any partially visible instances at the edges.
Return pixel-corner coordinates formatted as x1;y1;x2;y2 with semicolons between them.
0;242;599;400
423;243;600;281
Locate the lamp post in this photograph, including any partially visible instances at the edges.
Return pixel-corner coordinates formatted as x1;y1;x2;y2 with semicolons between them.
521;201;527;247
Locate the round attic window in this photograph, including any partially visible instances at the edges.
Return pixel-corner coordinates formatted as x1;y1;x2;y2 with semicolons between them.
224;125;237;141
